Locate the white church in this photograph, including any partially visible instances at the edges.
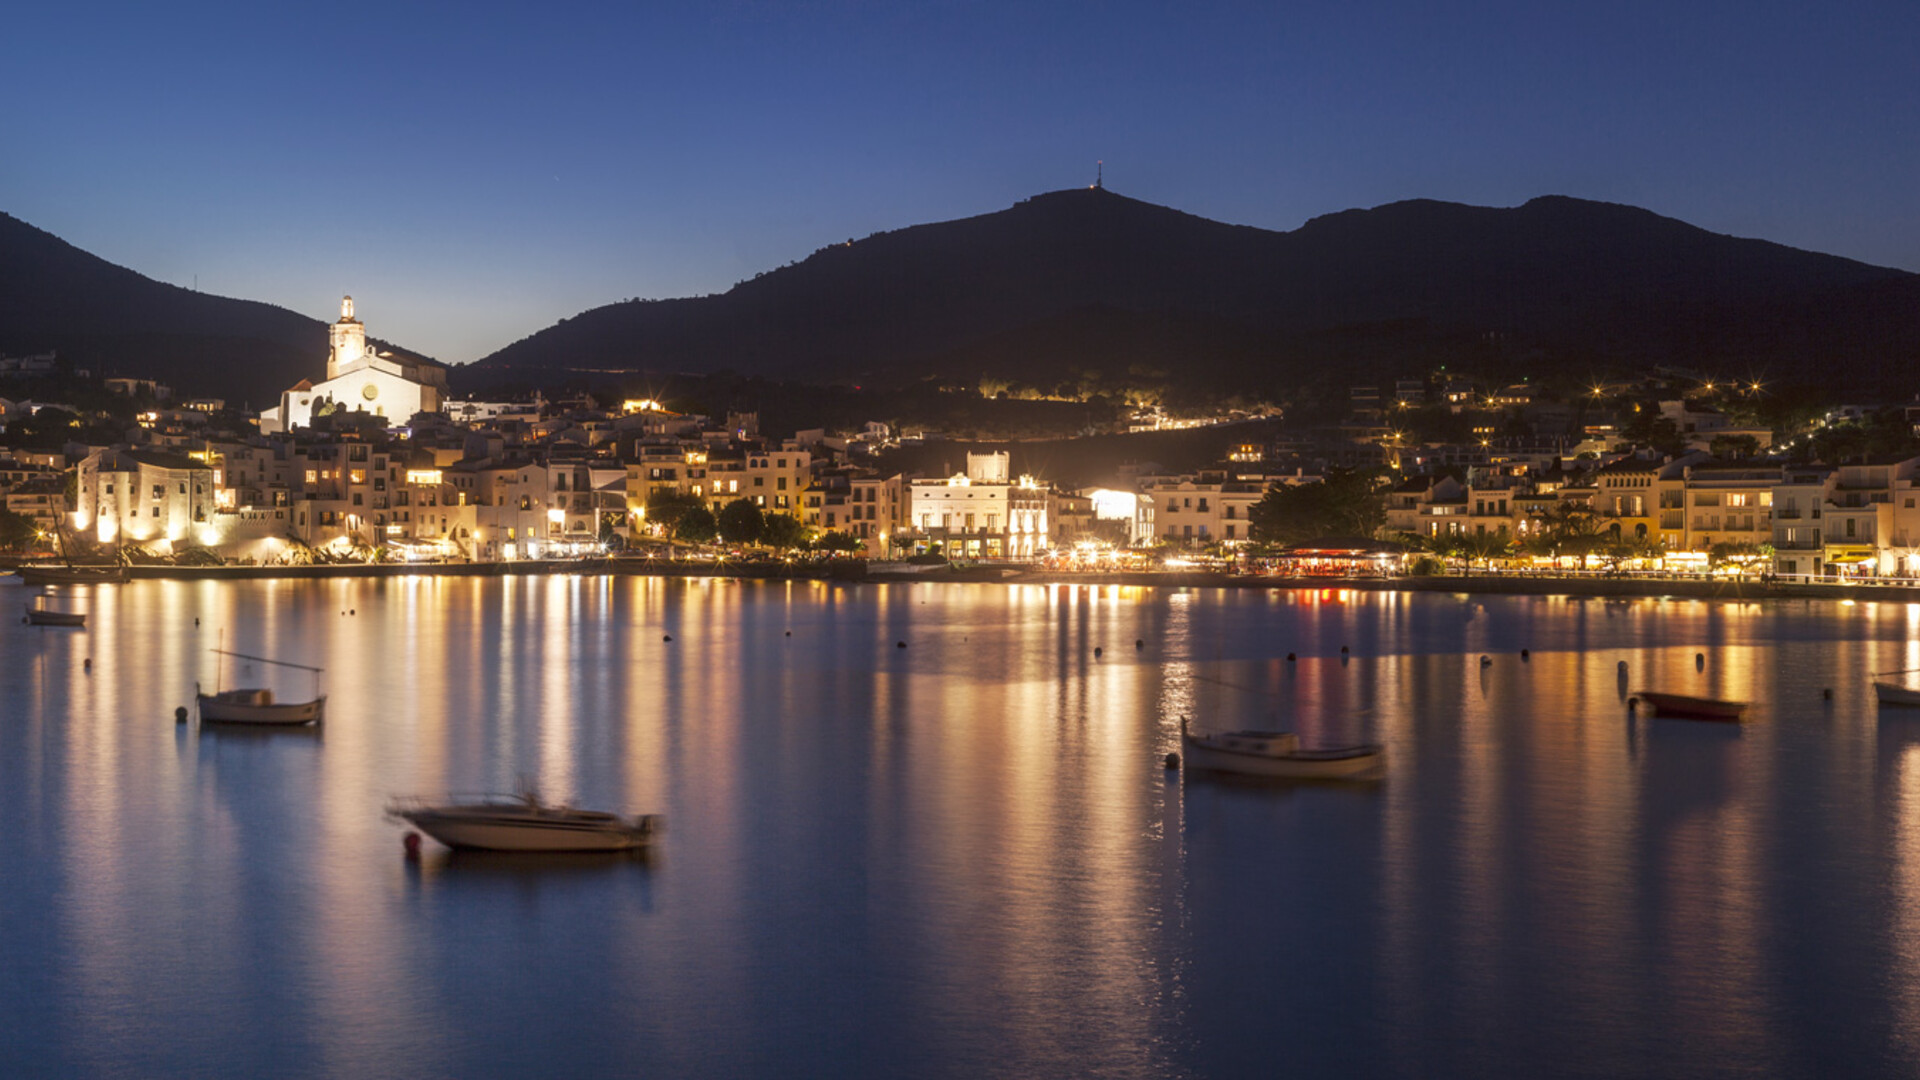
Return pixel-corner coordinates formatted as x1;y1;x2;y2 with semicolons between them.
259;297;448;434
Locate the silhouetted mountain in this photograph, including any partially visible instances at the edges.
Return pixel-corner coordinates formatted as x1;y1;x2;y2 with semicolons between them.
0;213;430;407
469;189;1920;399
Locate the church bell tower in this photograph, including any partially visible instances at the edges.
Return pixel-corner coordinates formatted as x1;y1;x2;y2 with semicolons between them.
327;295;368;380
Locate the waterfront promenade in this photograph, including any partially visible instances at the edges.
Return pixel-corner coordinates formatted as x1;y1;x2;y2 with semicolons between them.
10;556;1914;604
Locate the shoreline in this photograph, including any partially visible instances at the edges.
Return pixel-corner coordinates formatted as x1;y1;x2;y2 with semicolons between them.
8;559;1913;603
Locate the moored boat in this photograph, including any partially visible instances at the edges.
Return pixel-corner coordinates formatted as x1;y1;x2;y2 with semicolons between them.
387;789;663;852
196;687;326;725
17;564;127;586
1179;718;1384;779
196;648;326;725
24;598;85;627
1631;691;1748;721
1875;681;1920;708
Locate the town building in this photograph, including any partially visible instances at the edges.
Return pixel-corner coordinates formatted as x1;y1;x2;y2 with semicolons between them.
260;297;448;434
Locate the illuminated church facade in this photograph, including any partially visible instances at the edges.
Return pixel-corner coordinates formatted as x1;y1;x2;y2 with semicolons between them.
259;297;447;434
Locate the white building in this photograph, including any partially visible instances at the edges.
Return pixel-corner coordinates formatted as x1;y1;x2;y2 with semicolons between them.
260;297;448;433
74;447;217;549
907;452;1048;558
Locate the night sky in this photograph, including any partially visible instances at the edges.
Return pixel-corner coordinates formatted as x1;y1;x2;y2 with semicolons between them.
6;0;1915;364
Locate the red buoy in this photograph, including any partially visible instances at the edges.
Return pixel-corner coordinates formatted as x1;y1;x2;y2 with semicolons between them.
403;832;423;858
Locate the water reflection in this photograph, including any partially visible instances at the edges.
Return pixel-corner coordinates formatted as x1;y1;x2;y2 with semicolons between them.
8;577;1920;1075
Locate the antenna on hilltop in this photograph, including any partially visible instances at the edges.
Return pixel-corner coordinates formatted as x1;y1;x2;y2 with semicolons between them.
1094;160;1103;190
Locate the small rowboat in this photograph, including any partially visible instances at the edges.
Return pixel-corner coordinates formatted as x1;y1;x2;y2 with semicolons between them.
1631;691;1748;721
24;600;85;627
1179;718;1384;779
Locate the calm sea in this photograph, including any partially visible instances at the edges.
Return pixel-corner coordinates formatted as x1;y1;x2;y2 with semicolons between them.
4;575;1920;1078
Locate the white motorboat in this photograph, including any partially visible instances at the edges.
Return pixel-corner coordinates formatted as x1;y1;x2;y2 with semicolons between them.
387;789;663;852
197;648;325;725
1179;718;1384;779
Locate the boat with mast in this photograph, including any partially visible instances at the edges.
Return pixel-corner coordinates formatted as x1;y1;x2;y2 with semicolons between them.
197;648;326;725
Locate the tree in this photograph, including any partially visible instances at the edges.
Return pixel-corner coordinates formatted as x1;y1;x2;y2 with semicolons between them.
1246;469;1387;546
1454;531;1515;574
717;499;765;545
674;506;717;543
1523;501;1604;562
814;530;860;553
0;506;39;552
642;488;704;536
762;513;807;549
1709;541;1772;576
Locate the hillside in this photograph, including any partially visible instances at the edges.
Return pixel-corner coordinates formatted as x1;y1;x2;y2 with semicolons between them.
467;189;1920;399
0;213;428;407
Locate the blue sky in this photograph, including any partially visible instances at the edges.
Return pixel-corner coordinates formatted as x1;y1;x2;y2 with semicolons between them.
6;1;1915;364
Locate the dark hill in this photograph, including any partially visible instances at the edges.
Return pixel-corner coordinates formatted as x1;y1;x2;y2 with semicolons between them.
0;213;430;407
468;189;1920;398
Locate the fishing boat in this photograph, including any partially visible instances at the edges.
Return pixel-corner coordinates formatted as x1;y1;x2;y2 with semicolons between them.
197;648;325;725
387;788;663;852
17;564;127;586
24;596;85;627
1630;691;1748;721
1179;717;1384;779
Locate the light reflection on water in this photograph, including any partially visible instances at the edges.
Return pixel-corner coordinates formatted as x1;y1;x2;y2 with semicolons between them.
5;577;1920;1076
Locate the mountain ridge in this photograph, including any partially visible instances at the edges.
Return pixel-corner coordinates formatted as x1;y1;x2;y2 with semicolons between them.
469;188;1920;398
0;212;436;407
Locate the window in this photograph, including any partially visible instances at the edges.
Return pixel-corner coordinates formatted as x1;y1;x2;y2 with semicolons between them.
777;477;787;491
152;485;164;500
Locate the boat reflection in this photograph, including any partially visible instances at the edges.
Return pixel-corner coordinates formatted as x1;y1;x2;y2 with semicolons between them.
425;848;656;877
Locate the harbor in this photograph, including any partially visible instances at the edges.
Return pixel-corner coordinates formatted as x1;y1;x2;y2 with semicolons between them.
7;575;1920;1077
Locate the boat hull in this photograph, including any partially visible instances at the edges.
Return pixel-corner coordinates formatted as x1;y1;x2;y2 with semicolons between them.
25;608;85;627
197;693;326;725
394;807;656;852
1181;736;1384;779
1633;691;1748;721
17;565;127;586
1876;682;1920;708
